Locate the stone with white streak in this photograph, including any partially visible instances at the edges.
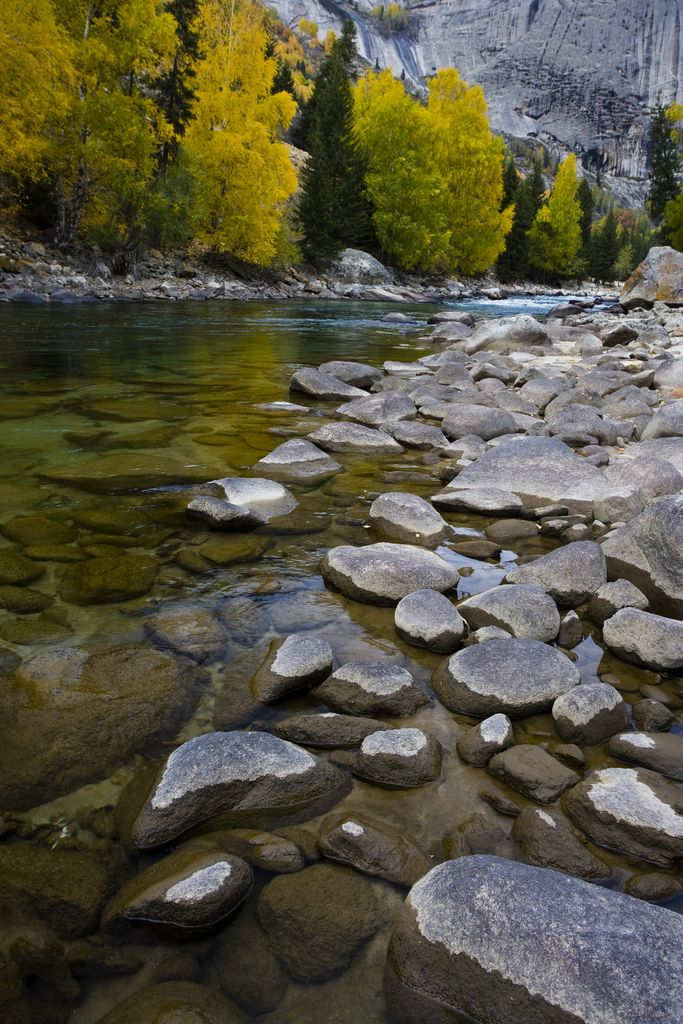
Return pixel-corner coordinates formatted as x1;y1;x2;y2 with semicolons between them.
394;588;467;653
564;766;683;865
121;731;346;849
607;732;683;781
552;683;631;746
313;661;429;718
511;806;610;879
318;816;431;886
355;729;442;788
386;856;683;1024
186;496;267;530
456;713;515;766
587;579;649;626
602;607;683;672
250;634;333;702
211;477;297;519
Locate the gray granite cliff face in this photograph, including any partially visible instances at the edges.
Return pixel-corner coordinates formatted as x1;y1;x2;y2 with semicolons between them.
275;0;680;178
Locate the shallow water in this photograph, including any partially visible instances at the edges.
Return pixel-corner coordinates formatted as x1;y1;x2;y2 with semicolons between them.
1;296;681;1024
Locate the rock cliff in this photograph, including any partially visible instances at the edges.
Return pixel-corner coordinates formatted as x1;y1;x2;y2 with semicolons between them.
276;0;682;180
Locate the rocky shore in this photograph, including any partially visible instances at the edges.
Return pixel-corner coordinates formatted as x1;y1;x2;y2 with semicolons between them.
3;244;683;1024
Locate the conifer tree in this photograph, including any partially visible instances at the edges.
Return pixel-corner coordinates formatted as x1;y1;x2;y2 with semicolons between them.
648;93;680;221
298;22;376;258
590;210;619;281
496;162;533;281
526;159;546;215
271;57;297;100
576;177;594;247
155;0;202;172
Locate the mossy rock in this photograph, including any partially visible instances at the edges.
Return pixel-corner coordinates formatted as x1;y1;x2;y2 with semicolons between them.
0;615;72;645
23;545;86;563
194;536;267;566
0;642;209;810
72;509;151;534
78;399;189;422
0;586;54;613
0;552;45;586
42;454;222;493
96;982;247;1024
98;426;181;449
59;556;157;605
1;517;78;546
0;845;108;938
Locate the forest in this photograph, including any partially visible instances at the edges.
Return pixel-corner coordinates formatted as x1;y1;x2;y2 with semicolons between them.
0;0;679;280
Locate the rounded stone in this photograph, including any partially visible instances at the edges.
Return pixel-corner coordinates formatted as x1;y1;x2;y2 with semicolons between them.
186;496;267;530
394;589;467;653
602;607;683;672
368;492;452;546
511;806;610;879
59;555;157;605
632;698;675;733
458;584;560;643
456;713;515;767
250;634;334;702
320;542;459;607
145;603;228;662
211;477;297;518
1;516;77;546
0;551;45;586
441;405;516;441
504;541;607;607
252;439;342;484
336;391;417;428
587;579;649;625
431;486;524;514
382;420;448;450
95;982;247;1024
274;713;391;748
318;815;431;886
355;728;442;788
488;744;579;803
626;872;683;902
313;661;429;717
607;731;683;781
552;682;631;746
432;638;580;718
317;360;383;390
289;367;368;401
0;585;53;613
307;422;402;455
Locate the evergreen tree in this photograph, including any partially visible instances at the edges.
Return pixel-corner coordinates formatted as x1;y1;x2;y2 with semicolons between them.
500;156;519;210
496;176;533;281
526;159;546;215
576;177;594;247
155;0;202;172
271;57;297;101
648;93;680;221
298;22;376;257
590;210;619;281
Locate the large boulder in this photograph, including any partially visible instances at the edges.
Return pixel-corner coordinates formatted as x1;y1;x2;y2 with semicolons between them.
458;584;560;643
503;541;606;606
328;248;391;285
551;682;630;746
431;638;579;718
289;367;368;402
587;579;649;625
620;245;683;309
355;728;442;788
252;439;341;484
320;543;459;606
602;607;683;672
317;360;383;389
488;744;579;803
120;731;347;849
564;766;683;865
601;496;683;616
368;492;451;546
603;456;683;503
307;422;402;455
59;555;158;604
465;314;550;353
641;401;683;440
451;436;606;510
511;806;610;879
211;478;297;518
386;856;683;1024
1;644;208;812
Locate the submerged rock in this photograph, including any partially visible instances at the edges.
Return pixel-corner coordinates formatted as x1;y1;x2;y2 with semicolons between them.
386;856;683;1024
59;555;157;605
320;542;459;606
210;916;288;1016
394;588;467;653
250;634;333;701
96;982;247;1024
0;551;44;586
318;816;431;885
42;453;222;493
146;603;228;662
1;516;77;546
313;661;429;717
355;728;442;788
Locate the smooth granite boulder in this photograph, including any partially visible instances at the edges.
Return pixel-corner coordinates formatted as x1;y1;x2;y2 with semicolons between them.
289;367;368;401
587;579;649;625
313;661;429;717
564;766;683;865
456;713;515;766
318;816;431;886
604;456;683;502
211;477;297;518
275;713;391;748
382;420;448;450
317;360;383;390
320;543;459;606
355;729;442;788
186;496;267;529
511;807;610;879
552;682;631;746
504;541;606;607
466;313;550;351
336;392;417;428
368;492;452;546
601;496;683;616
632;698;675;732
250;634;334;701
432;485;523;515
307;422;402;455
621;246;683;308
441;405;515;441
458;584;560;643
602;607;683;672
386;856;683;1024
607;732;683;781
252;439;342;484
488;744;579;803
394;589;467;653
432;638;580;718
121;731;347;849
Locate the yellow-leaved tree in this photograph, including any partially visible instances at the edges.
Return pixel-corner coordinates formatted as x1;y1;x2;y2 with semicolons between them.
528;153;582;274
354;66;511;273
186;0;297;264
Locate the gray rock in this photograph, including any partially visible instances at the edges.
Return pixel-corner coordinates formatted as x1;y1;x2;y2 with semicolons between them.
102;848;253;936
431;638;579;717
461;625;511;646
548;405;617;446
626;872;683;902
200;828;305;873
511;806;610;879
635;436;683;473
441;404;515;441
250;634;333;702
252;439;342;484
653;358;683;392
552;682;630;746
257;862;381;983
382;420;448;449
186;496;267;530
593;485;646;523
329;248;391;285
545;388;603;419
394;588;467;653
485;518;540;541
317;360;383;389
466;314;549;353
368;492;451;546
452;436;607;509
307;422;402;455
336;392;417;428
519;376;569;411
386;855;683;1024
587;579;649;625
371;377;418;394
211;477;296;518
553;743;586;768
289;367;368;401
632;698;675;732
458;584;560;643
456;713;515;766
355;728;442;787
564;766;683;865
313;661;429;717
557;609;584;647
607;731;683;780
275;713;390;748
431;485;523;514
122;731;347;849
488;744;579;802
642;400;683;440
146;603;228;662
603;607;683;672
430;321;473;341
217;595;270;644
604;455;683;502
504;541;607;607
320;542;459;606
318;816;431;885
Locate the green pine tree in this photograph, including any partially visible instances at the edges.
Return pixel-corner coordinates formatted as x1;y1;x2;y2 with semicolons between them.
155;0;202;172
576;177;594;247
526;159;546;215
648;92;680;221
271;58;297;101
496;161;533;281
297;21;376;258
590;210;619;281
